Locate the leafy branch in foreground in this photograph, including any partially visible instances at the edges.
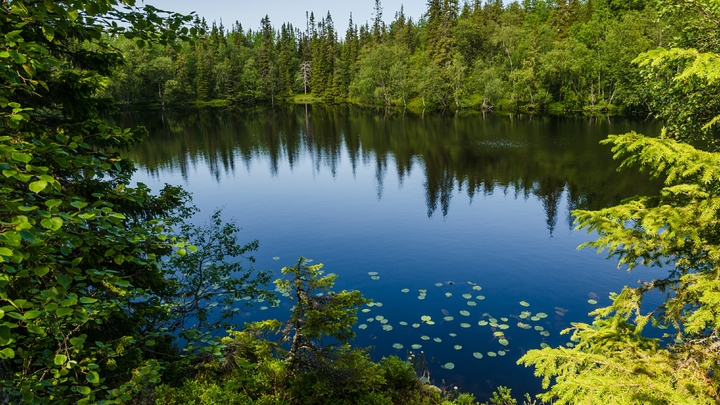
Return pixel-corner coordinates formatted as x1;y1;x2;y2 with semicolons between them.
519;132;720;404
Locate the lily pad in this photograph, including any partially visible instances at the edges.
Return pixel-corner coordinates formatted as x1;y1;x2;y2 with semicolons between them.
501;317;509;322
540;331;550;337
443;362;455;370
426;320;436;325
411;344;422;350
380;319;389;324
498;324;509;330
459;310;470;316
473;352;483;359
498;350;506;356
488;351;497;357
392;343;404;349
489;317;498;323
530;316;540;322
399;321;408;326
478;320;489;326
472;285;482;291
434;337;442;343
368;272;379;276
358;324;367;330
462;293;472;299
401;288;410;293
435;283;444;287
499;338;509;346
467;301;477;307
476;295;485;300
588;299;598;305
519;311;531;319
493;331;505;337
517;322;532;329
375;315;385;321
443;316;454;321
273;257;280;260
375;302;383;307
460;323;471;328
520;301;530;307
449;333;457;337
445;292;453;297
412;323;420;328
540;343;550;349
421;335;430;340
566;342;575;348
454;345;462;350
382;325;393;331
367;318;374;322
418;295;426;300
536;312;548;319
419;289;427;294
260;306;268;310
362;309;371;313
421;315;432;322
534;326;544;331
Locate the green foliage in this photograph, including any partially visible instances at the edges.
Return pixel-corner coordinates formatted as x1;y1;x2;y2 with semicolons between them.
161;210;274;352
518;13;720;398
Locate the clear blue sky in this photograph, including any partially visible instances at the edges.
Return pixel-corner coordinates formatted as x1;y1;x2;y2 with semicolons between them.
143;0;428;32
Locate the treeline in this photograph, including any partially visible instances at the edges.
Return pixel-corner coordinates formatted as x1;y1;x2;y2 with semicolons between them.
105;0;665;113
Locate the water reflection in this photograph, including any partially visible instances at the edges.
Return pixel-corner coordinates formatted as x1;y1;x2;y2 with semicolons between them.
117;105;661;233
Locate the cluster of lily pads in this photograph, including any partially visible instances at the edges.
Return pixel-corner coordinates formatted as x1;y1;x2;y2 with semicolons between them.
358;273;602;370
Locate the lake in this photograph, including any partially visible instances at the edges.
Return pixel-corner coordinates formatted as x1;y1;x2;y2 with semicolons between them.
117;105;663;400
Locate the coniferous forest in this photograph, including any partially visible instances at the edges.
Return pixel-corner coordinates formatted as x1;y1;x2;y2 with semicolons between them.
106;0;665;113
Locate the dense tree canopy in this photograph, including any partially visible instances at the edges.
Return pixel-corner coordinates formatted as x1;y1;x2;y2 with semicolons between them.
104;0;668;113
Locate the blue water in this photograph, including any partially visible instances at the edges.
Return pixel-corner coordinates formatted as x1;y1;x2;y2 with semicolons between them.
123;106;664;400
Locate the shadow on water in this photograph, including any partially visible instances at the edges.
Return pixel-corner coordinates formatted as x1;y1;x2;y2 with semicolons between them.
115;105;662;235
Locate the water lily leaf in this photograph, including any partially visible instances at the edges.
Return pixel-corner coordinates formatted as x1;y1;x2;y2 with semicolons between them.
435;283;444;287
443;362;455;370
380;319;389;324
401;288;410;293
382;325;393;331
472;285;482;291
368;272;379;276
498;350;506;356
500;317;508;322
566;342;575;348
443;316;454;321
534;326;544;331
467;301;476;307
488;352;497;357
540;343;550;349
418;295;426;300
519;311;530;319
421;315;431;322
371;276;380;280
399;321;408;326
536;312;548;318
519;301;530;307
358;324;367;330
362;309;371;313
445;292;452;297
412;323;420;328
375;302;383;307
476;295;485;300
493;331;505;337
459;310;470;316
462;294;472;299
530;316;540;321
517;322;531;329
426;320;435;325
473;352;483;359
454;345;462;350
421;335;430;340
540;331;550;337
411;344;422;349
499;338;509;346
434;337;442;343
460;323;471;328
449;333;457;337
392;343;404;349
375;315;384;320
272;256;280;260
588;299;598;305
498;324;509;330
478;320;488;326
367;318;375;322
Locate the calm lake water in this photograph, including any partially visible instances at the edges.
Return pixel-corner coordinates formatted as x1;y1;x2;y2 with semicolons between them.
118;106;663;400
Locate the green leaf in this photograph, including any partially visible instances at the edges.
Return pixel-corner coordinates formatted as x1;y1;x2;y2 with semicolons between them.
76;386;91;395
79;297;97;304
23;310;41;320
42;25;55;41
86;370;100;384
29;180;48;193
34;266;49;277
40;217;63;230
56;308;73;317
45;199;62;208
0;348;15;359
54;354;67;366
0;248;12;256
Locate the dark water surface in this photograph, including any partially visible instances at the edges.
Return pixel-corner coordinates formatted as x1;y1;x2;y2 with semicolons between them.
119;106;663;400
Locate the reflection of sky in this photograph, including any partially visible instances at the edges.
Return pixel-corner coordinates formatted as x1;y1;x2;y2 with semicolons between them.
131;133;664;400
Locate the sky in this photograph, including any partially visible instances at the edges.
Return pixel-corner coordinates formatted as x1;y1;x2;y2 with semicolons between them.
143;0;428;32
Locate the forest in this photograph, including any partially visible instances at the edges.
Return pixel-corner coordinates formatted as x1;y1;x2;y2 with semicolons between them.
106;0;664;113
1;0;720;404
